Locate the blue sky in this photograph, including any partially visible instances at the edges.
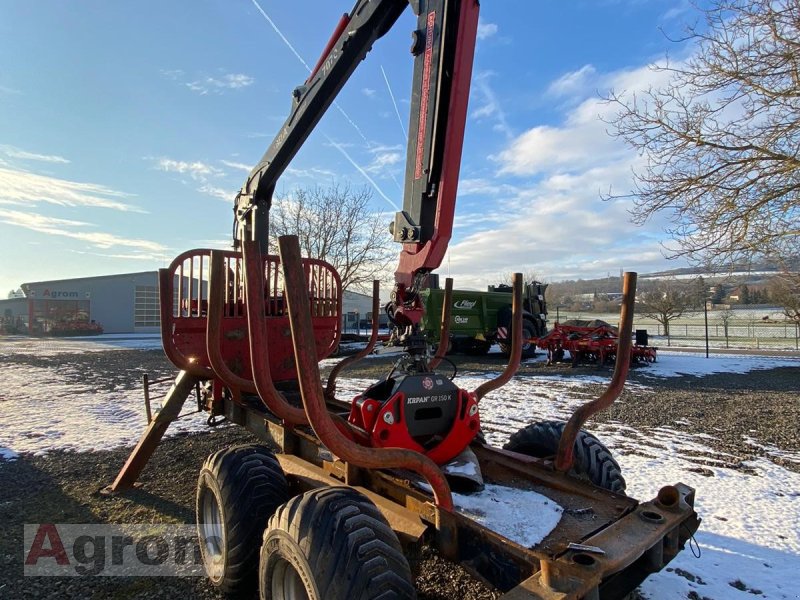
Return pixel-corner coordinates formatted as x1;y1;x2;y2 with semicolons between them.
0;0;704;294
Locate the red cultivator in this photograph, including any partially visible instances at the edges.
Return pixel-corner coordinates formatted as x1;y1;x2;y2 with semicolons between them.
538;320;658;367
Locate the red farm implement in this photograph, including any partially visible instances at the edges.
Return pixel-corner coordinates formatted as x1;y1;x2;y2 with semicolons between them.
106;1;698;598
538;320;658;367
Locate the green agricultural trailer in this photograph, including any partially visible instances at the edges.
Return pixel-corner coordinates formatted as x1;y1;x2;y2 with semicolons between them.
420;281;548;357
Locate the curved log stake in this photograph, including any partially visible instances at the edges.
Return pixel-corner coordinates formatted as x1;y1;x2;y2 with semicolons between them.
554;272;637;473
325;280;381;401
279;235;454;511
158;269;213;378
428;277;454;371
207;252;258;396
473;273;523;402
242;240;309;426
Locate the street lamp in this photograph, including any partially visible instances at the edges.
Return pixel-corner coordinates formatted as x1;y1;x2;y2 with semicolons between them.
703;299;710;358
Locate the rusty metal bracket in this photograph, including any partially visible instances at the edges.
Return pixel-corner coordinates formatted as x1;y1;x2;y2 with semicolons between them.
428;277;453;371
555;272;637;473
206;252;256;404
278;234;454;511
473;272;523;402
241;239;309;426
325;279;381;401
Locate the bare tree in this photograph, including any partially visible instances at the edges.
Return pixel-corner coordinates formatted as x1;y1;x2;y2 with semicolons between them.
638;279;696;345
719;306;735;347
500;269;543;286
770;273;800;323
270;184;393;292
606;0;800;269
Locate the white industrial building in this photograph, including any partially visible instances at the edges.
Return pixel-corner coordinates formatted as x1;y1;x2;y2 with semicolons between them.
0;271;377;335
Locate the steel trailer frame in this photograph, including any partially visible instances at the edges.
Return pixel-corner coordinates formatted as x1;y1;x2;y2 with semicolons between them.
109;243;699;599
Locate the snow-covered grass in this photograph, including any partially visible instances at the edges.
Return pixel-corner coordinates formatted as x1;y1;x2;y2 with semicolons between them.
1;338;798;598
0;333;162;355
641;350;800;378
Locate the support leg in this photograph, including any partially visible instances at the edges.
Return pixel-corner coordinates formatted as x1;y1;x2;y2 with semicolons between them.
105;370;200;493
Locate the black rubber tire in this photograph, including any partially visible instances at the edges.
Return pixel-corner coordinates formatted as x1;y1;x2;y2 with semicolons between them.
259;486;416;600
520;320;538;359
500;321;538;359
197;444;290;596
503;420;626;494
464;339;492;355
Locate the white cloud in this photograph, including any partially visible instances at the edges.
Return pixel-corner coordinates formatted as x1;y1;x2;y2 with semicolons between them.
470;71;512;138
365;147;403;174
156;158;223;180
441;59;700;287
362;87;376;98
0;166;140;212
458;178;520;198
158;69;184;80
199;184;234;202
284;166;338;180
68;249;168;261
493;62;673;177
0;208;166;253
1;145;70;164
547;65;598;98
220;159;252;172
186;73;254;95
161;69;254;95
477;20;498;40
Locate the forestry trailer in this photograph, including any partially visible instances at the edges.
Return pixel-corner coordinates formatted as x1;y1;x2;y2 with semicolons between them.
108;1;700;599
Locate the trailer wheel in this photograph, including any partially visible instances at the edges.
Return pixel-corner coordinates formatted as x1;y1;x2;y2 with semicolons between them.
464;339;492;355
197;445;290;595
520;320;538;359
503;421;626;494
259;486;416;600
502;321;538;359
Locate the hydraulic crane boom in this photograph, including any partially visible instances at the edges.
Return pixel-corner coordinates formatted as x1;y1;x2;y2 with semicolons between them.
234;0;480;334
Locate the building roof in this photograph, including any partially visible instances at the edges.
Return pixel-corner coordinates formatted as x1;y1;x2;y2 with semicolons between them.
21;271;158;293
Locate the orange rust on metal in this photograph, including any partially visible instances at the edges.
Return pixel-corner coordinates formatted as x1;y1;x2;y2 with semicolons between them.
242;240;309;426
106;371;198;493
278;234;454;511
275;454;428;544
501;570;581;599
474;272;523;402
555;272;636;473
158;268;212;378
206;252;257;395
564;483;698;576
428;277;453;370
325;279;381;400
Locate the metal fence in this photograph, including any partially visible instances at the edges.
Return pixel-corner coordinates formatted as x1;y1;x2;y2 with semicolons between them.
558;311;800;350
642;319;800;350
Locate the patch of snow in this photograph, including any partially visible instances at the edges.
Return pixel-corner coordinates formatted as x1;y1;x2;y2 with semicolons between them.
0;334;162;356
416;481;563;548
0;361;210;456
0;447;19;462
452;484;563;548
640;351;799;378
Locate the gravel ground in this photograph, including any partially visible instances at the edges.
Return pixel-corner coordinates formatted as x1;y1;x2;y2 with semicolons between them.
1;347;797;599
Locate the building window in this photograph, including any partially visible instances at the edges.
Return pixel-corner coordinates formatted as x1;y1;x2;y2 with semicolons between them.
134;285;160;327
